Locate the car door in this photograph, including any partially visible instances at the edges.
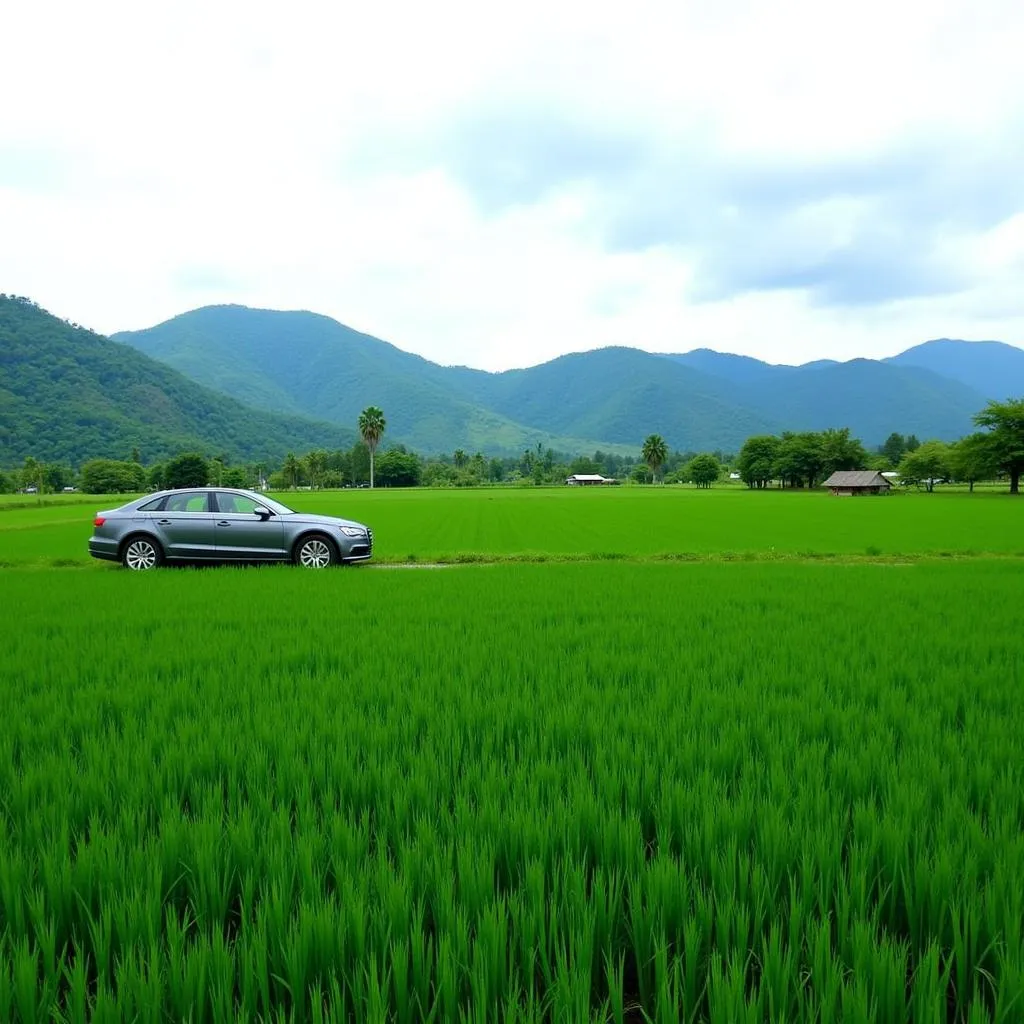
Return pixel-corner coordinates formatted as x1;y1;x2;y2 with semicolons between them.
213;491;286;560
151;491;218;559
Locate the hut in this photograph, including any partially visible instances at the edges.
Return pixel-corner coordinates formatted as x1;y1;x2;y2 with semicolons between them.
823;470;892;496
566;474;612;486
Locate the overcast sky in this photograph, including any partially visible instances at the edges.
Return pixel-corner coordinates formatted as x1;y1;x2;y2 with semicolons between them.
2;0;1022;370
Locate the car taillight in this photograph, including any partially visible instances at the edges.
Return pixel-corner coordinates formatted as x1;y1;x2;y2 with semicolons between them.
93;516;106;527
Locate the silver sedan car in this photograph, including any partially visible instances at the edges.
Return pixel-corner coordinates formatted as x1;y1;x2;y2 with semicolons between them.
89;488;373;570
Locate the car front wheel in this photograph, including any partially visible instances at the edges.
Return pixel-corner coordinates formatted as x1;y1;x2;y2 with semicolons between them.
295;534;337;569
121;536;163;571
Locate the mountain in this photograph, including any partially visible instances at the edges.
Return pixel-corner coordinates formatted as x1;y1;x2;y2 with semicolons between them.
667;351;988;441
664;349;793;385
885;339;1024;400
0;296;355;465
731;359;986;442
448;347;777;449
113;303;1017;455
113;306;634;456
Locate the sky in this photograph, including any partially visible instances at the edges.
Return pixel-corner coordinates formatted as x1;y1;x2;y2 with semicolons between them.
1;0;1022;371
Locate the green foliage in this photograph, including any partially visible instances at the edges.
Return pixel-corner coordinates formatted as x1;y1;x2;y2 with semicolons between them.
736;435;780;488
1;561;1023;1020
79;459;147;494
880;431;907;467
974;398;1024;493
687;453;722;488
0;296;355;465
164;452;210;489
359;407;387;489
641;434;668;480
375;448;421;487
899;441;952;492
775;432;825;488
947;433;1000;492
818;427;868;476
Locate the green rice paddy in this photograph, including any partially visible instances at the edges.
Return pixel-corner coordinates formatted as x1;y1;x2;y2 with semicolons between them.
1;489;1022;1021
0;487;1022;568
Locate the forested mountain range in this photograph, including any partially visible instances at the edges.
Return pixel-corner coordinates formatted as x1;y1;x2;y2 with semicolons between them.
114;304;1022;454
0;296;355;464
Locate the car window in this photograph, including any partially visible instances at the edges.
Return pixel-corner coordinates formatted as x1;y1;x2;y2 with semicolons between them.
138;497;166;512
164;491;209;513
216;492;261;514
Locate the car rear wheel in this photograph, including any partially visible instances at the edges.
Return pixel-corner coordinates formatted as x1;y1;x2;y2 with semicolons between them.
295;534;337;569
121;536;163;571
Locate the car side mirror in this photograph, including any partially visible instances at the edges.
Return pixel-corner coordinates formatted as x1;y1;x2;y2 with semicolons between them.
253;506;272;520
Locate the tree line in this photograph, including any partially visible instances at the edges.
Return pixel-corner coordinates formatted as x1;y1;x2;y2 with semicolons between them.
731;399;1024;493
4;399;1022;495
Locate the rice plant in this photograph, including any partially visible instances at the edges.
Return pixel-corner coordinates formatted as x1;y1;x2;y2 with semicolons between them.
0;561;1021;1021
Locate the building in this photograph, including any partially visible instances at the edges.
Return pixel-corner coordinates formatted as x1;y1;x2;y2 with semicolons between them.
823;470;892;496
565;474;612;486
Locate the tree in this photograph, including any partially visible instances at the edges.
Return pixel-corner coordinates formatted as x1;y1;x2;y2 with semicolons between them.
641;434;668;482
880;432;906;467
736;435;779;489
947;433;999;493
358;406;386;489
819;427;868;477
282;453;302;489
775;432;824;489
974;398;1024;494
42;463;73;492
22;456;41;494
688;453;721;489
80;459;147;493
130;446;141;464
349;442;372;485
898;440;951;492
375;449;421;487
453;449;468;470
305;449;328;489
165;453;210;490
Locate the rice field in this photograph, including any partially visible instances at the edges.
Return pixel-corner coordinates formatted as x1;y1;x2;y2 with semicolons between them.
2;559;1023;1022
1;486;1022;568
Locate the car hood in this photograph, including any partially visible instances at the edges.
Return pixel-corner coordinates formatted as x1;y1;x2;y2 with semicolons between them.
281;512;369;531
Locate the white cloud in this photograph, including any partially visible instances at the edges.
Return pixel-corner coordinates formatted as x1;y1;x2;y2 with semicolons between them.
1;0;1022;371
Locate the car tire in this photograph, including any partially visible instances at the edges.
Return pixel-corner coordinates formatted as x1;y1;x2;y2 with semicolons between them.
121;535;164;571
294;533;337;569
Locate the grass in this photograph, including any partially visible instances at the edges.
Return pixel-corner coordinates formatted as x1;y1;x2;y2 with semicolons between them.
1;560;1022;1021
0;486;1021;568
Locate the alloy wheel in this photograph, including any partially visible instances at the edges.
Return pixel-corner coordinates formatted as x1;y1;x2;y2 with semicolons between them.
124;539;158;570
298;539;332;568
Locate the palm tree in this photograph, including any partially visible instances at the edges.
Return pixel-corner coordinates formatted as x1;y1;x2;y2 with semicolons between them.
641;434;668;483
305;449;328;490
358;406;386;489
453;449;468;469
282;452;301;490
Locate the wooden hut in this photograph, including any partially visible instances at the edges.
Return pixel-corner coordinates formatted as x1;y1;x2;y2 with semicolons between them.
823;470;892;496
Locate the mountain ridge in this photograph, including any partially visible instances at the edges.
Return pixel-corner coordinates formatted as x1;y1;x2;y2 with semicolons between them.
112;305;1016;453
0;296;357;465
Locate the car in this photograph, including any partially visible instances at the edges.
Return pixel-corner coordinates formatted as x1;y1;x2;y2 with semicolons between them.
88;488;373;570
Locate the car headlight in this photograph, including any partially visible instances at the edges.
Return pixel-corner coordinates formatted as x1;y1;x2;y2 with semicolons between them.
339;526;366;537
